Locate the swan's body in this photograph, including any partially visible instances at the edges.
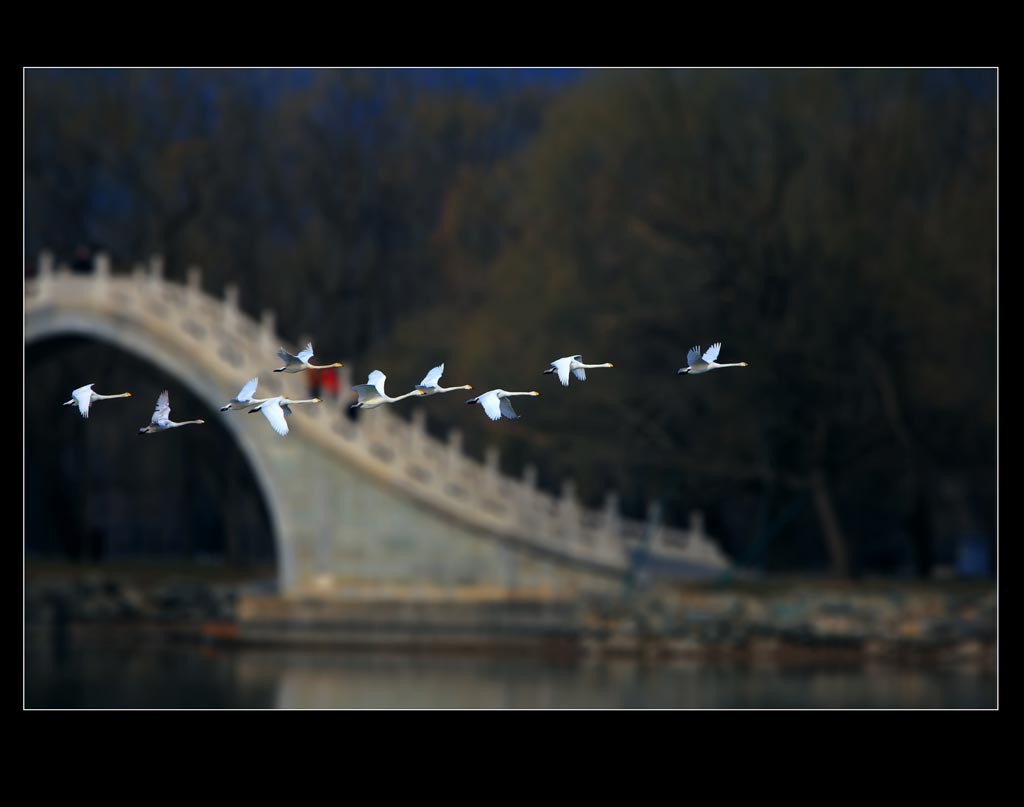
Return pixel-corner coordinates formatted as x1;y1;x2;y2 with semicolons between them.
63;384;132;418
137;390;205;434
466;389;540;421
677;343;748;375
351;371;426;410
220;377;274;412
274;342;344;373
247;396;321;436
414;363;473;396
543;355;614;386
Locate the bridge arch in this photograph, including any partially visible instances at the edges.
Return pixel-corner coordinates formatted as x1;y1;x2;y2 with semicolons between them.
26;317;287;582
26;254;731;597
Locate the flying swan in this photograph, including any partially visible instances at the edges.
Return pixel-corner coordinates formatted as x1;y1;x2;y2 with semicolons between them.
351;370;426;410
543;355;614;386
466;389;540;421
677;342;748;375
137;390;205;434
63;384;132;418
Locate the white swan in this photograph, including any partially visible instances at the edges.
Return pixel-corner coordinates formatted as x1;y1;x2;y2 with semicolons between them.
466;389;540;421
677;342;748;375
543;355;614;386
247;395;322;436
351;371;426;410
137;390;205;434
415;363;473;396
274;342;344;373
220;377;274;412
63;384;132;418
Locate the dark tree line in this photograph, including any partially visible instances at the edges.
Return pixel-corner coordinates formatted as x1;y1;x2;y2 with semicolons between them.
25;68;996;577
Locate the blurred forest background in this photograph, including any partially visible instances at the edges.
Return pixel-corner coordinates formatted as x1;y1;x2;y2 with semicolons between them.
25;68;996;579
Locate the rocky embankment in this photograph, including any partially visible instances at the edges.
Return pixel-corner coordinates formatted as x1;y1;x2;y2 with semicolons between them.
24;573;996;666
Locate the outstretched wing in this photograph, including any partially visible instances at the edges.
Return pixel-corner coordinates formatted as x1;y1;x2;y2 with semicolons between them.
72;384;94;418
498;397;520;420
702;342;722;363
260;399;289;436
419;363;445;389
367;370;387;397
687;345;702;367
236;377;259;403
480;392;502;421
151;390;171;424
572;367;587;382
296;342;315;364
553;357;572;387
353;383;385;407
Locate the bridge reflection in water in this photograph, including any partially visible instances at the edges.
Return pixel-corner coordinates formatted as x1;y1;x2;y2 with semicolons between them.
24;626;995;709
26;251;731;642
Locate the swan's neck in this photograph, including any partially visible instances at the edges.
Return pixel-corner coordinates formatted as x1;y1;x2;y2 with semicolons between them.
711;362;747;369
440;385;472;392
387;390;423;403
95;392;132;400
580;363;613;369
282;398;321;405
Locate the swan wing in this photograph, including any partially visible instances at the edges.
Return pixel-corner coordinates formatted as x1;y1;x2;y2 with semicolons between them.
296;342;315;364
499;397;520;420
572;367;587;382
72;384;94;417
277;346;296;364
353;383;385;407
152;390;171;424
480;392;502;421
281;403;293;417
236;377;259;403
702;342;722;363
687;345;702;367
260;399;289;436
553;357;572;387
367;370;387;397
419;363;445;389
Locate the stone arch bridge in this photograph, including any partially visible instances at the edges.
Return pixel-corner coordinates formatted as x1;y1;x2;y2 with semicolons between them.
26;252;730;601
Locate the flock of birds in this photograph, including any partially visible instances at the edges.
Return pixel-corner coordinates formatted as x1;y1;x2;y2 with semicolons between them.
64;341;748;436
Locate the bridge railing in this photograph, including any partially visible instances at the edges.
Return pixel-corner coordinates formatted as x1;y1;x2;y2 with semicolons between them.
26;251;731;575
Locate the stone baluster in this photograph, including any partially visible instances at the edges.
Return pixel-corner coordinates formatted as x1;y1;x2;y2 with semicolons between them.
445;427;463;480
688;509;704;546
36;250;54;300
602;490;621;535
520;463;538;511
223;283;240;331
260;309;277;355
482;445;500;496
148;254;164;290
645;499;664;550
560;478;582;543
409;408;427;459
92;252;111;302
186;266;202;305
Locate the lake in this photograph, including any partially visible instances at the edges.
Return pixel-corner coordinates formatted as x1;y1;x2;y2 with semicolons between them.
24;626;996;709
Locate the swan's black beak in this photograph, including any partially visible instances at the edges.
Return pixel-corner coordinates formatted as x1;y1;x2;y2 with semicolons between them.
466;400;476;405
